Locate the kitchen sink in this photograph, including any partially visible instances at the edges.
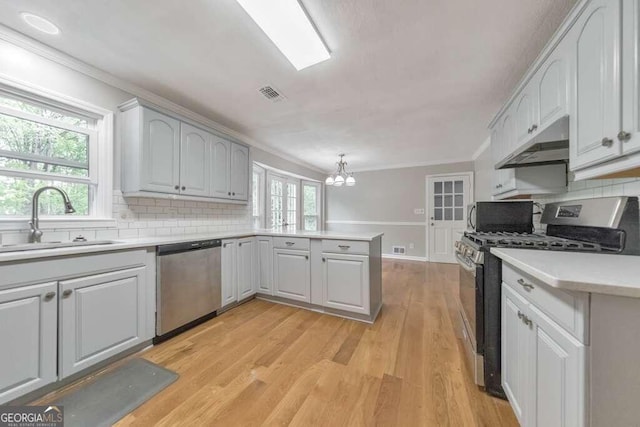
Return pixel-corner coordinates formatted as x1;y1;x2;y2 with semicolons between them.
0;240;119;253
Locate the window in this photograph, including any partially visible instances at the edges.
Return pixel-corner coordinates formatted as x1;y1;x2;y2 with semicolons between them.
0;82;112;226
252;165;265;228
302;181;321;231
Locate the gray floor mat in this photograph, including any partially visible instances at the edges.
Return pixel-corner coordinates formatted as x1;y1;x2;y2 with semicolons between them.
53;358;178;427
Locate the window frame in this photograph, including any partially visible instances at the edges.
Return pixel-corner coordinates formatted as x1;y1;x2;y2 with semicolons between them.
301;180;322;231
252;164;266;228
0;78;115;230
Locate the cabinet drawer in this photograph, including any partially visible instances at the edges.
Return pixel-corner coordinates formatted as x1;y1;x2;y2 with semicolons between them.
272;237;310;250
321;240;369;255
502;263;589;343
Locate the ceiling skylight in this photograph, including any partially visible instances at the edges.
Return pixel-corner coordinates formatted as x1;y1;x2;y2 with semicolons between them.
235;0;330;70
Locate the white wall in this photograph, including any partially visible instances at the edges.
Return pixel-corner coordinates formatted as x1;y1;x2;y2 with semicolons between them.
326;162;474;259
0;38;319;243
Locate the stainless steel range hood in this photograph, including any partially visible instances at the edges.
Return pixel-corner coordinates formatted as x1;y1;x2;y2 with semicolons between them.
496;115;569;169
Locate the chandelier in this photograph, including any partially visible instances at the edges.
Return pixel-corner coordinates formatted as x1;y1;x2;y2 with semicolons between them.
325;154;356;187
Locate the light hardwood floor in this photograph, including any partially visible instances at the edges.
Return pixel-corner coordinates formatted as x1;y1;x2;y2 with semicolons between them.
79;260;519;426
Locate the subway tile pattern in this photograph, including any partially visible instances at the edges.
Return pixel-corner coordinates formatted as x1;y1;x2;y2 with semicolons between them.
0;190;252;245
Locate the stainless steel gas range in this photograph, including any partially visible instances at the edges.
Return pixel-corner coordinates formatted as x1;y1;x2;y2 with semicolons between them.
455;196;639;399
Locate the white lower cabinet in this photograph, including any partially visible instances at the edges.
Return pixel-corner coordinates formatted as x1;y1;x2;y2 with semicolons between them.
59;267;147;378
322;253;370;315
502;280;586;427
256;237;273;295
221;239;237;307
273;248;311;303
501;284;530;425
237;238;256;300
0;282;58;404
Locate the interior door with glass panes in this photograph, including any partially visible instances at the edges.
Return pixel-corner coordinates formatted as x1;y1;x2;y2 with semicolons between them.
268;173;298;231
428;174;471;263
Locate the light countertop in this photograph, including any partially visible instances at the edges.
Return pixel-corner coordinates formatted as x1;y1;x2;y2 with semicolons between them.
491;248;640;298
0;229;384;264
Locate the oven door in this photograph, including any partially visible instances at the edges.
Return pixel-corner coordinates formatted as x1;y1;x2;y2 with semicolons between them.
456;252;484;386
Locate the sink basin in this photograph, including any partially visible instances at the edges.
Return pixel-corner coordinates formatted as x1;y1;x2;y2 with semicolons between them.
0;240;119;253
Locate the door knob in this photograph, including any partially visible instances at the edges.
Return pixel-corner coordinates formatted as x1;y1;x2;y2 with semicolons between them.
618;131;632;142
601;137;614;147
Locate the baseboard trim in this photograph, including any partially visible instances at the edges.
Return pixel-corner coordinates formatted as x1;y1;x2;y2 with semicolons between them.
382;254;427;262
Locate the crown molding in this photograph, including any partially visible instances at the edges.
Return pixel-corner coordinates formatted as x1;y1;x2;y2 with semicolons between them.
472;137;491;161
0;24;325;174
346;157;473;173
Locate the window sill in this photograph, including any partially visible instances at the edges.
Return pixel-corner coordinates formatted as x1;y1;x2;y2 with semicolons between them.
0;217;117;231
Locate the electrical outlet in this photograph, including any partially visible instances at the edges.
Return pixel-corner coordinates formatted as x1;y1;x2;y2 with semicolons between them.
409;243;415;249
414;208;425;215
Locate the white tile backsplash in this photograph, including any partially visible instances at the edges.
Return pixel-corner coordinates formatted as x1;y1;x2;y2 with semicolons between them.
534;177;640;230
0;190;252;244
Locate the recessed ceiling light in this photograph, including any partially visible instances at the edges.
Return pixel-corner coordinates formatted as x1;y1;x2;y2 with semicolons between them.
235;0;330;71
20;13;60;35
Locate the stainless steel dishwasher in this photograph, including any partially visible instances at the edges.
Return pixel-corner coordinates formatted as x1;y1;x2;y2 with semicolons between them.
156;239;222;342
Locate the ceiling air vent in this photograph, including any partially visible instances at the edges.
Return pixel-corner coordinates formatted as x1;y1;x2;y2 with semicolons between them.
259;85;286;102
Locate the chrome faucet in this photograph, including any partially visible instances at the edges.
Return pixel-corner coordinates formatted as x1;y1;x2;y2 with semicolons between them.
29;186;76;243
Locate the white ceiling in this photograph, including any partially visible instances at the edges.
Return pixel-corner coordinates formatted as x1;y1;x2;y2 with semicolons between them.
0;0;577;172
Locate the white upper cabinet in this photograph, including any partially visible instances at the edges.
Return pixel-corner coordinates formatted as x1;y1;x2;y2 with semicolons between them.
120;99;250;203
621;0;640;155
514;86;537;149
141;108;181;194
180;123;211;197
537;46;569;131
211;137;231;199
230;143;249;200
570;0;622;170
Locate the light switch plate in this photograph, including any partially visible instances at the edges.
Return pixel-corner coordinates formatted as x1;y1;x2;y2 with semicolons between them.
414;208;425;215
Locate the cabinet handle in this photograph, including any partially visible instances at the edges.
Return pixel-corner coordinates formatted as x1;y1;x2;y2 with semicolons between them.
62;289;73;298
285;242;295;246
517;278;534;291
305;255;309;260
228;192;231;196
174;185;179;190
618;131;632;142
322;257;326;262
238;242;242;247
232;192;236;196
601;137;614;147
531;124;538;133
223;243;228;248
181;186;186;191
338;245;350;250
527;127;532;134
43;291;56;301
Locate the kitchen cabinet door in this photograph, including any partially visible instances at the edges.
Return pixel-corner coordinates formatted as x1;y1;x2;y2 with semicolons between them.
221;240;237;307
501;284;531;426
537;45;569;132
0;282;57;404
621;0;640;155
141;107;181;194
514;86;537;149
59;267;146;378
322;253;370;315
273;249;311;303
230;143;249;200
180;123;211;197
529;304;586;427
237;238;256;300
256;237;273;295
570;0;622;170
499;114;517;193
211;137;231;199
